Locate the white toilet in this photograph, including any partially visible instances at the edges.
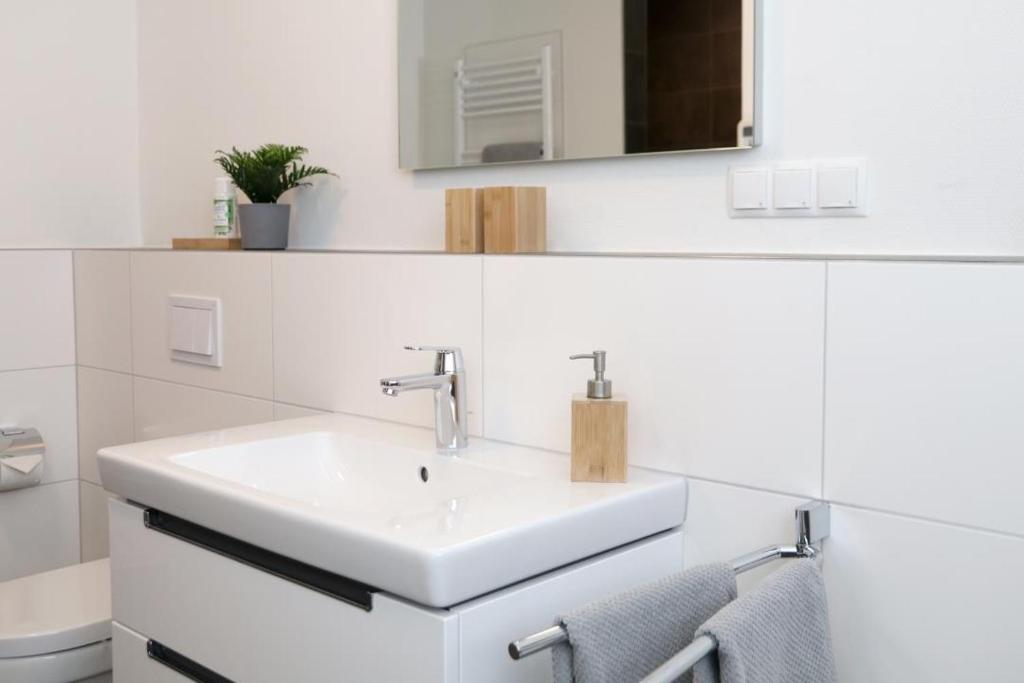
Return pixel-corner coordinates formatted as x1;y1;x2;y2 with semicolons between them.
0;559;112;682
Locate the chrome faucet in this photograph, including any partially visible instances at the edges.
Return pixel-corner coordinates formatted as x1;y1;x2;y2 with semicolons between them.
380;346;468;451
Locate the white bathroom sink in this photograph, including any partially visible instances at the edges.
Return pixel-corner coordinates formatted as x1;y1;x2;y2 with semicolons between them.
98;414;685;607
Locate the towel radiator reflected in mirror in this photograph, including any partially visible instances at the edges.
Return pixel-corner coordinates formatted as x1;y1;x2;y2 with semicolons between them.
508;501;831;682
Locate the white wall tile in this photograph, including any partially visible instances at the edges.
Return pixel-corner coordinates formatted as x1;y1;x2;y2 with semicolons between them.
80;480;113;562
484;257;826;495
826;262;1024;535
683;478;811;593
0;481;80;582
0;251;74;371
273;253;484;435
77;366;133;486
133;377;273;442
274;403;330;421
74;250;132;373
825;506;1024;682
0;366;78;484
131;252;273;399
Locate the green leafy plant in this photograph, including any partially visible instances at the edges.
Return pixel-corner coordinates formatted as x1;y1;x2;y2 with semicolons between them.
214;144;334;204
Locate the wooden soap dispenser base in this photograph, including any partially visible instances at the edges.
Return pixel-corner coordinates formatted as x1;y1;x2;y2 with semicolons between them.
569;350;627;483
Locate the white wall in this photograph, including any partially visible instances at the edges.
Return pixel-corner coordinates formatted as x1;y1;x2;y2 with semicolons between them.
137;0;1024;256
0;1;140;247
74;249;1024;681
0;252;80;581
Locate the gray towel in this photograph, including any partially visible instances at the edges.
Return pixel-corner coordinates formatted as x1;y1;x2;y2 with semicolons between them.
552;563;737;683
692;561;837;683
481;141;543;163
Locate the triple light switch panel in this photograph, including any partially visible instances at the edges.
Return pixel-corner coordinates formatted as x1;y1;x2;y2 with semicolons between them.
729;159;867;218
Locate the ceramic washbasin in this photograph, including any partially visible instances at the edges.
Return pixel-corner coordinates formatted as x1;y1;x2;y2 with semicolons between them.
98;414;686;607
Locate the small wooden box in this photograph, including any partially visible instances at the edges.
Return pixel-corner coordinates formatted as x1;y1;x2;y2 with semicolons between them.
571;394;628;483
445;188;484;253
482;186;546;254
172;238;242;251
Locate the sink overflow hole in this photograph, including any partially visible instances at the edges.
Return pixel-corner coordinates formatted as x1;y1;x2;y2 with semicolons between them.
419;466;429;483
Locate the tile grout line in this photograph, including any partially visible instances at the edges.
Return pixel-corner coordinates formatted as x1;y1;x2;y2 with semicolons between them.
270;254;277;415
819;263;830;498
684;473;1024;542
70;251;84;562
479;256;485;439
25;246;1024;265
680;472;818;502
827;497;1024;542
130;373;274;404
128;252;137;443
0;363;77;375
13;478;83;492
76;363;134;378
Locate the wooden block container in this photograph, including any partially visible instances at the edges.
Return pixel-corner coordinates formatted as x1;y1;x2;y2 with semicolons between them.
571;395;628;483
482;186;546;254
172;238;242;251
445;188;484;253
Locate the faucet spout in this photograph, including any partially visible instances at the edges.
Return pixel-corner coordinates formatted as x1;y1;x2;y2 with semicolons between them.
380;373;452;394
380;347;468;451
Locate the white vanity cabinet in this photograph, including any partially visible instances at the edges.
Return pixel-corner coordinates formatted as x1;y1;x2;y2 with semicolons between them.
109;499;683;682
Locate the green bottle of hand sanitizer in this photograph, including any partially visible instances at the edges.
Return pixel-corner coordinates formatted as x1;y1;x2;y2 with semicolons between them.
213;177;236;237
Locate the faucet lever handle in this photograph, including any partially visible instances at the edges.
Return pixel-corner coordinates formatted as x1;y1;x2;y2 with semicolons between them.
405;345;464;373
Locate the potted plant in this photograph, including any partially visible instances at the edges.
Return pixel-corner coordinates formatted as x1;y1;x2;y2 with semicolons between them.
215;144;334;250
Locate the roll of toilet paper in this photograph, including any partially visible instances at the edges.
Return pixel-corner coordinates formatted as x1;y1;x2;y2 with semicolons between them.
0;453;44;492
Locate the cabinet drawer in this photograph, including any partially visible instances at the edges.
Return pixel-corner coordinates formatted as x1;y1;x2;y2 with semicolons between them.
113;623;193;683
109;499;458;682
454;530;684;683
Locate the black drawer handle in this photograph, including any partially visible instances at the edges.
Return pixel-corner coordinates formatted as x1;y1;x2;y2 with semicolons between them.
147;640;234;683
143;508;376;611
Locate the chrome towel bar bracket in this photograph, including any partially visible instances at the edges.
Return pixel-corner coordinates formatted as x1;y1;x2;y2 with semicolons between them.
508;500;831;662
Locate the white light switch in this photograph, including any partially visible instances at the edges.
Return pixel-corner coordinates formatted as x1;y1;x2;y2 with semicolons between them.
818;166;860;209
731;170;768;210
169;306;194;353
773;168;812;209
191;309;214;356
169;295;222;367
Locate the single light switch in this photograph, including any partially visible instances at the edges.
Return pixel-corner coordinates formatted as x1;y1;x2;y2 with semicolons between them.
773;168;812;209
169;295;222;367
191;309;214;356
169;306;194;353
818;166;859;208
731;169;768;210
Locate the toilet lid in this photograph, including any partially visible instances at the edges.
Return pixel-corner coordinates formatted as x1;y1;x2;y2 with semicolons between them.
0;559;111;658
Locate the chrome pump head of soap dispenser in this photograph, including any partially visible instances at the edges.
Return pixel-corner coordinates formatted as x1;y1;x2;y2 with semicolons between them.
569;350;613;399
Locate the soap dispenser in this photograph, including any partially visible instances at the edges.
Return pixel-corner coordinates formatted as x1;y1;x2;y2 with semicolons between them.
569;351;627;483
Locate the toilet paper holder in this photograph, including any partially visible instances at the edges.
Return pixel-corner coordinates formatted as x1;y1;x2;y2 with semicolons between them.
0;427;46;492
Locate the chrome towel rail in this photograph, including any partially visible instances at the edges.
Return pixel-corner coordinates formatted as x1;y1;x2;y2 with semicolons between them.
507;500;831;671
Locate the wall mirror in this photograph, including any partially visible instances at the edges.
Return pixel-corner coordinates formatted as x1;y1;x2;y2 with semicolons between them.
398;0;761;169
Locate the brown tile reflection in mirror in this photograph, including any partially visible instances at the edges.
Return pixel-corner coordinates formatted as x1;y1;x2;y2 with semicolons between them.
624;0;743;153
